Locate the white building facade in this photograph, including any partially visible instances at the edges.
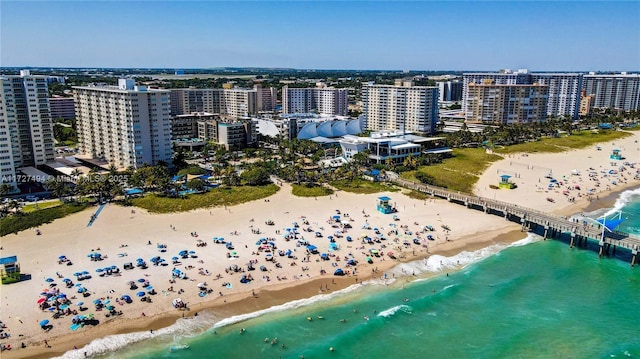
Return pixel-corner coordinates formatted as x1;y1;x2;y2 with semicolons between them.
582;73;640;111
0;70;55;190
362;82;439;134
74;79;173;169
282;86;349;116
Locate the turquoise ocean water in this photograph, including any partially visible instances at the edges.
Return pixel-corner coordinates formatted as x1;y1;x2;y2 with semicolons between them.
60;188;640;359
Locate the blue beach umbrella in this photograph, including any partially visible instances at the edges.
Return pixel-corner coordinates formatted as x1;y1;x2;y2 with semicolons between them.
136;291;145;297
137;278;146;283
76;302;84;306
62;278;71;282
45;278;54;282
96;268;103;273
58;255;66;260
102;300;110;305
39;319;49;326
121;295;131;301
75;283;82;287
81;271;89;275
93;299;101;305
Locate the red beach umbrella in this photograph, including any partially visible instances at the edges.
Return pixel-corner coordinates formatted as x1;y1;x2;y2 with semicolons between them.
37;298;46;304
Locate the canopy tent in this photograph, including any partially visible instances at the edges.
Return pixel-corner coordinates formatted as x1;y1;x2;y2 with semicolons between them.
596;217;625;232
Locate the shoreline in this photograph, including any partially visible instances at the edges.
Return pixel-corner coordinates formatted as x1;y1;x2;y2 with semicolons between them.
2;131;639;359
18;225;525;359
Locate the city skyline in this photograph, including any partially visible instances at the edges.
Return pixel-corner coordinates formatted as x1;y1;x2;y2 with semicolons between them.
1;1;639;71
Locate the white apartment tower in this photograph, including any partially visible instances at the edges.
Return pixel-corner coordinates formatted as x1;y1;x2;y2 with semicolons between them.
362;81;439;134
169;87;261;117
0;70;55;190
74;79;173;169
582;73;640;111
282;86;349;116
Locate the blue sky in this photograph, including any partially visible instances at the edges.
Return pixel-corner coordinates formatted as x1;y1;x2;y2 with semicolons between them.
1;1;639;71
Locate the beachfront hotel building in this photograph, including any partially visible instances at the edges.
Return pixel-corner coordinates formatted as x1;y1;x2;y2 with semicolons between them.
582;72;640;111
362;80;439;134
73;79;173;169
255;114;363;140
0;70;56;191
282;85;349;116
463;70;582;119
169;85;276;117
465;82;549;124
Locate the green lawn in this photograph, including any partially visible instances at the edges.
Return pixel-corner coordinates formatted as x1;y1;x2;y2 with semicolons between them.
1;202;89;236
330;179;400;194
401;148;502;193
129;184;279;213
494;130;631;154
291;183;333;197
22;200;63;213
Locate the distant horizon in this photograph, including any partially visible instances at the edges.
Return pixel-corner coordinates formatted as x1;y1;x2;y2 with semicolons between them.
1;66;638;74
2;1;638;70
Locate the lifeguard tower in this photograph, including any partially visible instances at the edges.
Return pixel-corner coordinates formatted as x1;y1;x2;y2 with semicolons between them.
377;196;394;214
0;256;21;284
610;149;622;160
498;174;516;189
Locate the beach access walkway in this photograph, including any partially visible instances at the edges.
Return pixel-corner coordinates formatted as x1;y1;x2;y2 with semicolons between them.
389;174;640;266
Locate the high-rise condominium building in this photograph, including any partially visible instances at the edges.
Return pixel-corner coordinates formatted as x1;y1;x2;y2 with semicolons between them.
465;82;549;124
362;80;439;134
530;73;582;119
438;80;463;102
582;73;640;111
0;70;55;190
282;86;349;116
49;95;76;120
74;79;173;169
254;84;277;112
170;86;272;117
463;70;582;119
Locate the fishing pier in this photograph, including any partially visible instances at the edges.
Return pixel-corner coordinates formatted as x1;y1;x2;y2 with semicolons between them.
390;176;640;267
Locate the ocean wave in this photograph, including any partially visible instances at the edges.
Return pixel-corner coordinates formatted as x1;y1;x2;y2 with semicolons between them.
509;232;543;247
385;232;539;279
213;283;364;329
54;312;218;358
604;187;640;217
377;304;412;318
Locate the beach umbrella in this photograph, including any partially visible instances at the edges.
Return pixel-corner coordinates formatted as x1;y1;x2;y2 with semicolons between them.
110;265;117;270
59;255;67;260
58;293;67;298
232;251;237;256
62;278;71;282
188;250;196;254
137;278;146;283
37;298;46;304
96;268;104;273
106;305;115;311
136;291;145;297
103;300;110;305
76;302;84;307
39;319;49;327
145;286;153;291
121;295;131;301
172;256;179;261
73;272;82;277
45;278;54;282
93;299;101;305
48;307;56;311
75;283;82;287
81;271;89;275
60;304;69;310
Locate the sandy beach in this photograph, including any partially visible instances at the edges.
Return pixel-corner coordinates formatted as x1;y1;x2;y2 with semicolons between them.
1;130;639;358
